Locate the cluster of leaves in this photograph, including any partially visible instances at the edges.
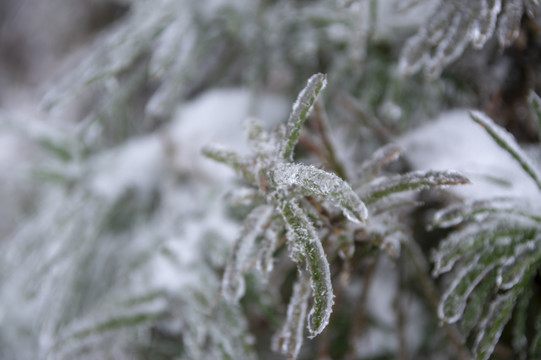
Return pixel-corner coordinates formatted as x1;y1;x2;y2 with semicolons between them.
430;108;541;360
43;0;377;152
204;73;469;359
399;0;541;77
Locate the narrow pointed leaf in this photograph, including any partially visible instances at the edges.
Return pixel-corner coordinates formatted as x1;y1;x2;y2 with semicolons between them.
438;252;498;323
460;270;498;335
271;271;311;360
431;222;503;276
473;292;516;360
530;310;541;358
360;170;469;205
202;144;257;183
256;217;282;282
471;111;541;191
499;236;541;290
271;162;368;223
430;198;541;229
512;284;531;360
278;199;334;338
280;73;327;161
222;205;274;303
245;118;274;157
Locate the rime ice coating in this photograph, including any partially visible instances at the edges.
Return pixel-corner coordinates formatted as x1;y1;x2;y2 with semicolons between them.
278;200;334;338
399;0;533;77
271;271;311;358
221;205;274;303
271;162;368;224
470;111;541;192
280;73;327;162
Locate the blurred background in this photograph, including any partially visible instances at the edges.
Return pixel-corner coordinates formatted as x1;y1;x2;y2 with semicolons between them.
1;1;540;359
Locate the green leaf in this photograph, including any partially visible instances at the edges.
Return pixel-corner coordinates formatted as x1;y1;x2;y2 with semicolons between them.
430;198;541;230
439;251;498;323
470;111;541;191
256;217;282;282
279;73;327;162
270;162;368;223
278;199;334;338
272;270;311;360
438;227;537;323
473;291;516;360
530;309;541;358
460;270;497;335
222;205;274;302
512;284;531;360
202;144;257;183
498;235;541;290
360;170;469;205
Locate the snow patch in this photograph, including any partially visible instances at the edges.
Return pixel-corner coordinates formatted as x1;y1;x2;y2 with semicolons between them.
399;110;541;202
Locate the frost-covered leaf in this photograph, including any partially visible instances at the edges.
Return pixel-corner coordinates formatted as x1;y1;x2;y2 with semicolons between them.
256;217;283;282
473;292;516;360
433;224;537;277
202;144;257;183
459;270;498;335
471;111;541;191
360;170;469;205
245;118;275;159
497;235;541;290
222;205;274;303
438;248;508;323
271;271;311;360
430;198;541;229
279;73;327;162
512;285;531;360
226;187;265;207
270;162;368;223
531;310;541;358
277;200;334;338
399;0;529;77
52;291;169;355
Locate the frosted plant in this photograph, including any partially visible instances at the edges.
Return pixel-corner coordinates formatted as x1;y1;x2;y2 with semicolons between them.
204;73;469;359
399;0;540;77
430;110;541;360
41;0;374;152
0;117;257;360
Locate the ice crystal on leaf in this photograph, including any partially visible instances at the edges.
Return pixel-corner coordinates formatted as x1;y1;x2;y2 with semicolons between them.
204;73;470;359
205;74;340;349
431;112;541;360
399;0;539;77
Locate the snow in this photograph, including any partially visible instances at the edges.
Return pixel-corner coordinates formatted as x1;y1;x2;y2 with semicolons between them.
89;136;165;200
399;109;541;202
169;88;288;182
